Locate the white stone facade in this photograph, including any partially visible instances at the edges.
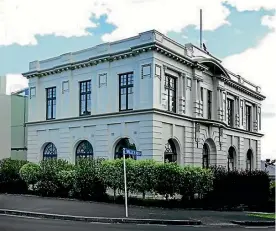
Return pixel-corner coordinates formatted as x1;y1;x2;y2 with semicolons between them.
23;30;265;170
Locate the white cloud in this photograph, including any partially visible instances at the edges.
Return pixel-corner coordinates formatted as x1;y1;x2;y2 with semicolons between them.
5;74;28;94
0;0;231;46
225;0;276;11
100;0;230;42
223;14;276;160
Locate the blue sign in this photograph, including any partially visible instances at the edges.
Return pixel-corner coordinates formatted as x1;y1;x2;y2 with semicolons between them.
123;148;142;156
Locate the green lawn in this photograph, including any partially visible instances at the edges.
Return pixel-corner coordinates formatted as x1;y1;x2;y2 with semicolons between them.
248;213;275;219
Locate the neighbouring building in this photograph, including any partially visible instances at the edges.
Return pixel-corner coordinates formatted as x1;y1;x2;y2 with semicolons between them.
0;76;11;160
22;30;265;170
0;76;29;160
10;88;29;160
261;160;276;181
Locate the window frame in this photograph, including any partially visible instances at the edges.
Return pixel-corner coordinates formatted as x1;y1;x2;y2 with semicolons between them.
43;142;57;160
207;90;212;120
245;104;252;131
75;140;94;161
227;98;234;127
119;72;134;111
202;143;209;168
79;80;92;116
164;74;177;113
46;87;56;120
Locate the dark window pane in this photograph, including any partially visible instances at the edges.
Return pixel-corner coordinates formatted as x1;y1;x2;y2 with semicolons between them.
43;143;57;160
119;72;134;111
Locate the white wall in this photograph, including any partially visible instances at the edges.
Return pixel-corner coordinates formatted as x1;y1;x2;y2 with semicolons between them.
28;53;155;122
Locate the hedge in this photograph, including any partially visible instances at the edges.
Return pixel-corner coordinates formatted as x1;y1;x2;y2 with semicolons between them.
0;158;272;211
0;158;28;194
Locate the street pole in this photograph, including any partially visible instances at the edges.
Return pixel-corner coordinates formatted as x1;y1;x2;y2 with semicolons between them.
123;149;128;217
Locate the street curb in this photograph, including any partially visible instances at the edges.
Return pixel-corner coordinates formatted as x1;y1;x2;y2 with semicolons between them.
0;209;202;226
231;220;275;226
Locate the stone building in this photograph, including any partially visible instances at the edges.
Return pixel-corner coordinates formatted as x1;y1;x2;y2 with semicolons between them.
22;30;265;170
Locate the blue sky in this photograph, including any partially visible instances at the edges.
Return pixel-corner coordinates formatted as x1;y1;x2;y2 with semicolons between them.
1;0;276;159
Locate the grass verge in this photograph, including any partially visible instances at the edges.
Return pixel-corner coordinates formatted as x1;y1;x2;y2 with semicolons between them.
248;213;275;220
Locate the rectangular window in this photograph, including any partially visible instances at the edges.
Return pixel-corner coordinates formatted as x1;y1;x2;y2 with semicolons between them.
30;87;36;99
62;81;69;93
119;72;134;111
79;80;91;116
165;75;176;113
246;105;252;131
207;90;212;120
227;98;234;127
200;87;204;101
46;87;56;120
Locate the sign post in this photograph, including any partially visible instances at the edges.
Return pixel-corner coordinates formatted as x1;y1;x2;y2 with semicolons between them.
122;148;142;218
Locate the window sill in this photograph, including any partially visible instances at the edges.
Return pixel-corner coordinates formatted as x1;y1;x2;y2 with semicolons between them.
119;109;133;112
46;118;56;120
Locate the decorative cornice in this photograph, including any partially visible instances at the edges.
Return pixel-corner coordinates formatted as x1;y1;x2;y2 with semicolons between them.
22;42;265;101
224;78;265;100
25;108;264;138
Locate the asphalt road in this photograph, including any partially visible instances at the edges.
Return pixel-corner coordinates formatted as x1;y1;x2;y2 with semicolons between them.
0;215;274;231
1;194;271;224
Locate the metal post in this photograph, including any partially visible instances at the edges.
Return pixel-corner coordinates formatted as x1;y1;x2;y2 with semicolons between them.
123;150;128;217
200;9;203;49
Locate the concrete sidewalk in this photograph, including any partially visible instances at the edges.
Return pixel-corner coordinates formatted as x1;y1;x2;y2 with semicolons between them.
0;194;274;226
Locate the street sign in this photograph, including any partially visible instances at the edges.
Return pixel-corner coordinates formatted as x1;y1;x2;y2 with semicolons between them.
122;148;142;218
123;148;142;156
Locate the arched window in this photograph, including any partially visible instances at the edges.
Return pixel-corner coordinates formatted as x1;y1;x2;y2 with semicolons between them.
76;140;93;160
228;146;236;171
114;138;136;160
43;142;57;160
246;149;253;171
202;143;209;168
164;139;177;163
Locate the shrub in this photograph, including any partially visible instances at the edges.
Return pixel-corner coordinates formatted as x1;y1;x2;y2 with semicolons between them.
154;162;182;199
132;160;157;198
19;163;41;186
0;158;28;194
73;158;106;200
34;180;59;196
180;166;213;200
37;159;74;196
99;159;125;199
207;166;270;208
57;170;76;197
